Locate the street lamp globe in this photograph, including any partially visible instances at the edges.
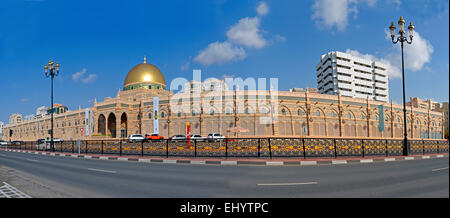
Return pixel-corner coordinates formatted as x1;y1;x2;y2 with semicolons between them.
408;22;415;40
389;22;396;39
398;16;405;34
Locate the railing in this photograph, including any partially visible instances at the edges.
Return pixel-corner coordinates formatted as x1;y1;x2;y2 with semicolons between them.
3;138;449;159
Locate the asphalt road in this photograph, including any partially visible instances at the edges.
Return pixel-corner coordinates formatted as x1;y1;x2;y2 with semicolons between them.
0;150;448;197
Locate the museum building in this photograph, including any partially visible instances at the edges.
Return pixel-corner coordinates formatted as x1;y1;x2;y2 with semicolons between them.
3;58;445;141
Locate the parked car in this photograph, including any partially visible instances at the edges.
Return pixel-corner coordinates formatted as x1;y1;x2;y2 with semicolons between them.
0;140;8;146
128;134;145;143
145;133;164;142
53;138;63;142
188;134;205;142
207;133;225;142
36;139;50;150
11;141;24;146
170;134;187;141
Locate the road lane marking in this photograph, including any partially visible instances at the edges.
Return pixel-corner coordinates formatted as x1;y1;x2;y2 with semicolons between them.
432;167;449;172
257;182;318;186
26;159;39;162
87;168;117;174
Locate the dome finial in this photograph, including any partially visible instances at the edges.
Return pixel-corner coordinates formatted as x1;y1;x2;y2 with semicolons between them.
143;56;147;63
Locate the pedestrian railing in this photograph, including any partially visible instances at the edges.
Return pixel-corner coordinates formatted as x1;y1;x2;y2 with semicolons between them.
3;138;449;159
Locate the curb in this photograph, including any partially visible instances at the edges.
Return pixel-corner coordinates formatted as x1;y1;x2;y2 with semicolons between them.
2;149;448;166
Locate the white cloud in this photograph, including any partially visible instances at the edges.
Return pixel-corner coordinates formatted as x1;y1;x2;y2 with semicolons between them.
256;2;269;17
226;17;267;49
345;49;401;79
181;61;191;71
346;31;433;80
73;68;97;84
403;32;434;71
194;41;246;66
312;0;377;31
81;74;97;84
72;68;86;81
194;2;278;66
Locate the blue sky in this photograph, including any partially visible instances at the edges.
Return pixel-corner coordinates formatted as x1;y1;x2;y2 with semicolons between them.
0;0;448;123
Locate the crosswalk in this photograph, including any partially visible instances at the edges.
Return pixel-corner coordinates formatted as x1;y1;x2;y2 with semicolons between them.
0;182;32;198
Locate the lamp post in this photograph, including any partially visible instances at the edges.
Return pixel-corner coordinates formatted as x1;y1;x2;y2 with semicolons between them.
44;60;60;152
389;17;415;156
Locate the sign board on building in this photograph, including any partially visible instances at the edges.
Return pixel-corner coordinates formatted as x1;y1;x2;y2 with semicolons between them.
153;97;159;134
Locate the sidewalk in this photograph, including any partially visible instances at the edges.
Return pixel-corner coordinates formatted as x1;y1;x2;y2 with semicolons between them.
2;148;448;166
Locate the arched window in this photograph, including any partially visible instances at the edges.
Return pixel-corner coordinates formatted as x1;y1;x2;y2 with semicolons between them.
226;108;232;115
316;110;320;116
281;108;286;115
374;115;378;120
298;109;303;116
192;111;196;116
161;112;165;118
330;111;335;117
177;112;181;117
210;109;215;115
148;112;152;119
137;114;141;120
261;108;267;114
245;108;250;114
360;114;365;119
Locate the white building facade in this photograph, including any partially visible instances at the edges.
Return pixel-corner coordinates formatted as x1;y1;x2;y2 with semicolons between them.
316;51;389;102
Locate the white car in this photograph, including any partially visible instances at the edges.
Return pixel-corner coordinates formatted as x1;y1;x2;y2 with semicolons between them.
170;135;187;141
36;139;49;150
207;133;225;142
188;134;205;141
0;140;8;146
128;134;145;143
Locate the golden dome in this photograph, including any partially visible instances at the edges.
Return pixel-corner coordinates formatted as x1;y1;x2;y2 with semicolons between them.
123;58;166;89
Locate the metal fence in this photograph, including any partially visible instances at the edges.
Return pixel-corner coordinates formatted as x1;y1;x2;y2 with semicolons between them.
4;138;449;159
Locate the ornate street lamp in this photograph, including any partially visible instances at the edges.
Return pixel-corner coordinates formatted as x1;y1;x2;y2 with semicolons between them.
44;59;60;152
389;17;415;156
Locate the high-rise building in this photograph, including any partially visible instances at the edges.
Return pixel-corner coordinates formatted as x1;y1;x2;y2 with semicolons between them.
316;51;389;102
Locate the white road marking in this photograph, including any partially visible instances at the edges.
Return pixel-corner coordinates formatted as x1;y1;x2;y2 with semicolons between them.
332;160;347;164
257;182;318;186
300;161;317;166
26;158;39;162
432;167;449;172
87;168;117;174
360;159;373;163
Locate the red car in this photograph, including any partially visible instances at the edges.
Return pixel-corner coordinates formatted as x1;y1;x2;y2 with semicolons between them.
145;134;164;142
